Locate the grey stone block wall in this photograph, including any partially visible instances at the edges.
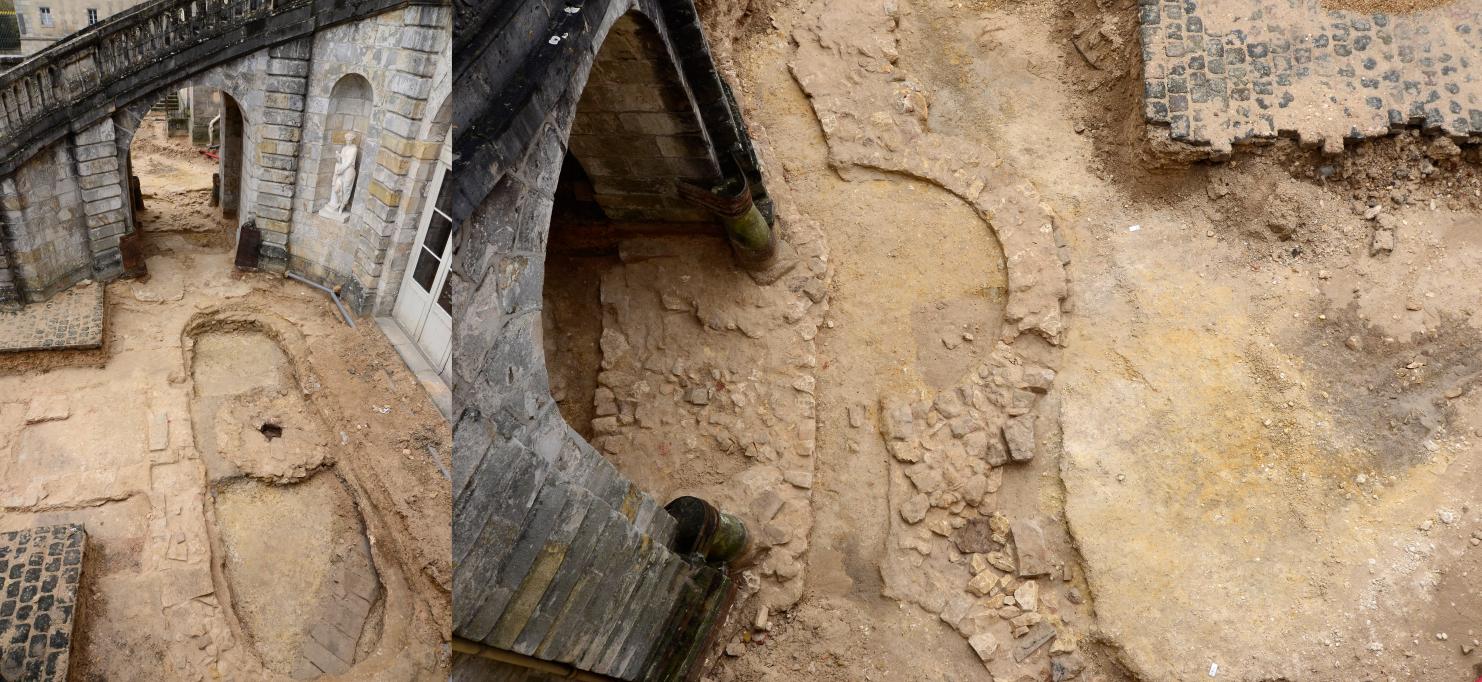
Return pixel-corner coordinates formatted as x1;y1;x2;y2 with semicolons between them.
189;87;224;148
453;1;751;679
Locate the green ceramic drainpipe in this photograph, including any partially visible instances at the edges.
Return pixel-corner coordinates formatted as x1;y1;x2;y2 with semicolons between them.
664;496;750;565
679;176;776;269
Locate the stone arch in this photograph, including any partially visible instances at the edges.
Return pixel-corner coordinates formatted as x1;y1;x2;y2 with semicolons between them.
451;1;764;677
563;9;720;223
314;73;373;215
111;74;258;240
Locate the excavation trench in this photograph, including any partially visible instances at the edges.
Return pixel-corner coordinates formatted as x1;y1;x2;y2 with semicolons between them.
183;310;406;679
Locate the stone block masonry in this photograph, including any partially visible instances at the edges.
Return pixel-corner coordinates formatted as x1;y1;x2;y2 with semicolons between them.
257;39;315;272
0;0;449;305
74;118;127;280
566;12;720;224
1140;0;1482;156
0;525;86;682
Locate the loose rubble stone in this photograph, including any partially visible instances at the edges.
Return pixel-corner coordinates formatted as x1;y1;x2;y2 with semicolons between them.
952;518;997;554
1014;580;1039;612
1051;653;1086;681
1371;229;1395;256
881;399;916;440
1003;415;1036;462
784;470;813;489
1012;518;1052;577
967;569;998;597
889;441;922;463
986;550;1016;573
901;494;930;524
968;632;1000;662
1023;366;1056;393
149;411;170;451
25;396;71;424
685;387;711;405
752;490;785;523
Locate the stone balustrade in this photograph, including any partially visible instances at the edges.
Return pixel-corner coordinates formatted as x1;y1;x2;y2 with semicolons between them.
0;0;436;177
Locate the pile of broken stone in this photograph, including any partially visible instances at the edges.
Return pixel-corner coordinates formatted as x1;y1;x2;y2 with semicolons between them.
880;342;1086;680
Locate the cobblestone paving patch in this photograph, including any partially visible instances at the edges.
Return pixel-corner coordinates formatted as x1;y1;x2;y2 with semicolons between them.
0;284;105;353
1141;0;1482;155
0;525;86;682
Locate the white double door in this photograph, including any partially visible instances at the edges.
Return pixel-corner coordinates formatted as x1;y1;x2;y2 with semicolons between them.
393;139;453;383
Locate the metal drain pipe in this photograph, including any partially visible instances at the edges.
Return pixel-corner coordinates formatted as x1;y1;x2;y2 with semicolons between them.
285;271;355;328
664;496;750;565
678;176;776;270
452;638;621;681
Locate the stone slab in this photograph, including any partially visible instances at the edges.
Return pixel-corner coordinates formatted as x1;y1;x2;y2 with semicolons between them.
1140;0;1482;155
0;283;105;353
0;524;86;682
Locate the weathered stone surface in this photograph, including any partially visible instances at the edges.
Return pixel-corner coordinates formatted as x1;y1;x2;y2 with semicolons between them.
1140;0;1482;155
968;631;1000;662
0;525;86;682
1012;518;1052;577
1003;415;1036;463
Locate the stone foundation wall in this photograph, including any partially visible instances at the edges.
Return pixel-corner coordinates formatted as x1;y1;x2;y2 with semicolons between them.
0;139;90;300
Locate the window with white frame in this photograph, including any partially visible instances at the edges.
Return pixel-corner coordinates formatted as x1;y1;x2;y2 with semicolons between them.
38;7;52;27
86;8;98;24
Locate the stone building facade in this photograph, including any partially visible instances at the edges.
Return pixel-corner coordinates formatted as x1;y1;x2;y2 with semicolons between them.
0;0;452;329
12;0;141;55
451;0;771;679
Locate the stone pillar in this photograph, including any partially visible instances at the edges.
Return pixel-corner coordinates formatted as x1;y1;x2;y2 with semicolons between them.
256;39;313;272
73;118;127;280
347;5;449;314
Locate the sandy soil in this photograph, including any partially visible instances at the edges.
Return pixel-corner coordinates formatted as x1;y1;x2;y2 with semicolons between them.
0;114;452;680
541;0;1482;680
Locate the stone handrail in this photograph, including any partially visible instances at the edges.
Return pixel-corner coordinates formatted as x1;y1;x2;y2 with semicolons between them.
0;0;440;176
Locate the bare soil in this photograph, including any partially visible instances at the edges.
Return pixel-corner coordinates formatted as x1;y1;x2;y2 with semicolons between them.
540;0;1482;680
0;113;451;680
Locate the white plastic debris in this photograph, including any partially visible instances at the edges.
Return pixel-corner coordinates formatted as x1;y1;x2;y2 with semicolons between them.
1209;663;1218;677
1128;224;1141;232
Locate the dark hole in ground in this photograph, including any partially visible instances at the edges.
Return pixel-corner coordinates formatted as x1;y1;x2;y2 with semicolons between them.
260;423;283;441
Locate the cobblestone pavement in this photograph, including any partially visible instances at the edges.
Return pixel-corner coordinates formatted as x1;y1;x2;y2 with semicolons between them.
0;283;105;353
0;525;85;682
1141;0;1482;155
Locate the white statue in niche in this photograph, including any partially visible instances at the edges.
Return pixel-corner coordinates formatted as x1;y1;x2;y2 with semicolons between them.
318;131;360;222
